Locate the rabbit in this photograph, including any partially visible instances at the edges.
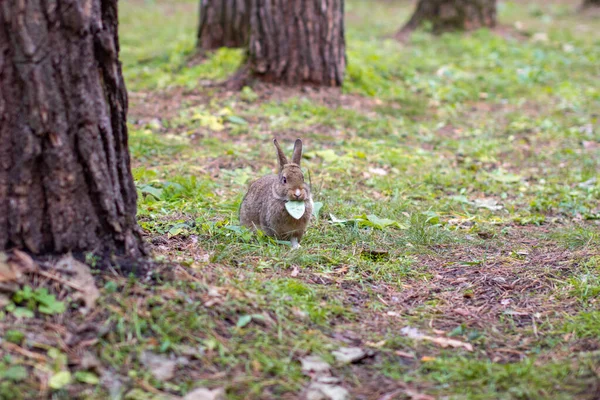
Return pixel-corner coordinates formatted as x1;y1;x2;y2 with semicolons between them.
239;138;313;249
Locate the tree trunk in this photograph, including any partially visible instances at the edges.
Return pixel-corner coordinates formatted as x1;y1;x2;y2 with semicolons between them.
246;0;346;86
580;0;600;9
0;0;146;259
197;0;250;50
399;0;497;36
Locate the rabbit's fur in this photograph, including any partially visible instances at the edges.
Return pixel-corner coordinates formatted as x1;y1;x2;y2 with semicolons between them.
239;138;313;248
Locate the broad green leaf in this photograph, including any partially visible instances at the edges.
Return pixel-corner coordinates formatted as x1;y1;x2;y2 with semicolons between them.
49;371;72;389
2;365;27;382
226;115;248;125
488;170;522;183
366;214;397;229
285;201;306;220
5;330;25;344
237;315;252;328
36;290;66;315
75;371;100;385
168;223;190;237
139;185;163;200
11;307;34;318
315;149;339;162
312;202;324;218
329;214;349;224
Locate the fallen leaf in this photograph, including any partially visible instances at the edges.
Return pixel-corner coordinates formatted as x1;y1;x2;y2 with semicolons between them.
0;252;21;283
394;350;416;359
49;371;72;389
55;255;100;310
100;369;126;399
291;266;300;277
300;355;331;374
488;170;522;184
305;378;349;400
401;326;474;351
11;249;38;272
140;351;177;381
2;365;27;382
332;265;349;275
378;387;435;400
331;347;368;364
368;167;388;176
74;371;99;385
531;32;548;42
312;201;324;218
473;198;503;211
236;315;252;328
226;115;248;125
366;340;386;348
453;308;471;317
80;351;102;370
0;293;10;308
184;387;226;400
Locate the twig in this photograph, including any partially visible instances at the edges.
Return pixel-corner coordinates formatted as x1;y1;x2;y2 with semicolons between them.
27;270;85;292
2;342;48;363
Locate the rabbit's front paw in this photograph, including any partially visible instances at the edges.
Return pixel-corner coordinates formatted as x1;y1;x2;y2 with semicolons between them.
290;237;301;249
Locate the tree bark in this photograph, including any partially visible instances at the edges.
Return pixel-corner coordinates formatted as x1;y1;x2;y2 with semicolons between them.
399;0;497;36
0;0;146;259
580;0;600;9
246;0;346;86
197;0;250;50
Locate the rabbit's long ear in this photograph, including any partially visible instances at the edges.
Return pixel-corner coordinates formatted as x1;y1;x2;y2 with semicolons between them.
292;139;303;166
273;139;288;170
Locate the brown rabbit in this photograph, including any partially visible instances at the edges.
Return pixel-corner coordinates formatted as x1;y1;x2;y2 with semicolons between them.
239;138;313;248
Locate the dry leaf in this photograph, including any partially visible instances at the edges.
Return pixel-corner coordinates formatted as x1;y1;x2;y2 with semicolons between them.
378;387;435;400
0;293;10;308
184;387;225;400
55;255;100;310
331;347;368;364
304;376;349;400
300;355;331;374
0;253;20;283
366;340;386;348
394;350;416;359
401;326;474;351
11;249;38;272
140;352;177;381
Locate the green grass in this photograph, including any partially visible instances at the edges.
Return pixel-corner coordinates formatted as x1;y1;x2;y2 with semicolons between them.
1;0;599;398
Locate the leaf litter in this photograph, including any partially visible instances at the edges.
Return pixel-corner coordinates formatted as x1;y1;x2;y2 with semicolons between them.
400;326;474;352
299;355;349;400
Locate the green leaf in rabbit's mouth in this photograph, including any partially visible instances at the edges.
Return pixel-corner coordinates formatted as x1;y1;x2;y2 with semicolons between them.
285;201;306;220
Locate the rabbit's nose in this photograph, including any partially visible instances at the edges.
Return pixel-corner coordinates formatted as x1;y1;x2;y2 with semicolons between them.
294;189;301;198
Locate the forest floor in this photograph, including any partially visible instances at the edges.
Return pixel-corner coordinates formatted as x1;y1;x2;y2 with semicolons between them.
1;0;599;399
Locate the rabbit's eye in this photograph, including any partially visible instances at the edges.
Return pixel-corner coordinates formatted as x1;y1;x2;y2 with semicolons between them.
282;177;287;184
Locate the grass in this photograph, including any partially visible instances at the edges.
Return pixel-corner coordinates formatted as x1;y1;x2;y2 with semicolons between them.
1;0;599;399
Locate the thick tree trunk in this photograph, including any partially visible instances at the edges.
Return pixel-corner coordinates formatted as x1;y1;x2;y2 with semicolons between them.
580;0;600;9
246;0;346;86
399;0;497;36
197;0;250;50
0;1;146;259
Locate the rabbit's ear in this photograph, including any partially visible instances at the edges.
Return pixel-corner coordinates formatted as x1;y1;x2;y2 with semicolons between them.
273;139;288;170
292;139;303;166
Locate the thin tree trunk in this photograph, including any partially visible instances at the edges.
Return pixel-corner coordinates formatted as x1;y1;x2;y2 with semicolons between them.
0;0;146;259
399;0;497;37
197;0;250;50
246;0;346;86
